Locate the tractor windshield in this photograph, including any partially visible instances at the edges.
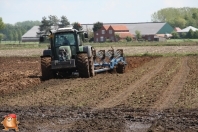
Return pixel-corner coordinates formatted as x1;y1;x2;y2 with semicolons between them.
54;33;76;47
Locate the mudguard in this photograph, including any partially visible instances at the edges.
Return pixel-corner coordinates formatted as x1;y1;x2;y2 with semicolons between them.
42;49;51;57
82;45;93;57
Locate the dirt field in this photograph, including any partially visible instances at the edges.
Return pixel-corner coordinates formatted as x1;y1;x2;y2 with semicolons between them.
0;55;198;131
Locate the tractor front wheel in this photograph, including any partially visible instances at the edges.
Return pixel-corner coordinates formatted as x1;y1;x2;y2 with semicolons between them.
41;57;54;80
76;53;90;78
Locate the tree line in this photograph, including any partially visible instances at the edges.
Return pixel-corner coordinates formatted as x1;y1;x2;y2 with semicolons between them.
39;15;88;42
0;19;41;42
40;15;83;33
0;15;84;42
151;7;198;28
151;7;198;39
172;29;198;39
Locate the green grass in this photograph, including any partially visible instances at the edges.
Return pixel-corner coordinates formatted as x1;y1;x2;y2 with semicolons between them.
167;39;198;42
0;41;50;50
0;43;49;50
0;41;40;44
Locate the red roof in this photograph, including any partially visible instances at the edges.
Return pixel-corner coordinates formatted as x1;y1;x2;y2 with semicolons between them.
174;27;181;31
111;25;128;31
114;32;134;38
103;25;110;30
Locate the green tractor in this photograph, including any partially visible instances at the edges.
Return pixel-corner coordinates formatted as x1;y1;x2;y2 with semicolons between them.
40;26;127;80
40;26;95;80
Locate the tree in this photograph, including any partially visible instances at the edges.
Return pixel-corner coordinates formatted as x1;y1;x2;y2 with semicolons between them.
0;17;5;30
40;15;70;33
17;29;22;41
135;30;141;40
60;15;70;28
171;31;179;39
174;17;186;29
13;30;18;41
40;16;51;33
192;13;198;20
115;33;120;41
0;20;40;42
72;22;83;31
193;30;198;38
186;29;194;39
87;28;94;42
8;32;13;41
0;33;3;43
93;21;103;32
15;20;40;30
180;32;187;38
2;33;6;40
48;15;60;30
21;28;26;35
126;36;132;42
151;7;198;28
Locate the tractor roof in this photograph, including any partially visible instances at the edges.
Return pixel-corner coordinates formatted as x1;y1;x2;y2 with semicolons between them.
56;25;78;33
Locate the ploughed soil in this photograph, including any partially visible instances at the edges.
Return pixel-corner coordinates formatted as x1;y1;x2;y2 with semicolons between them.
0;56;198;132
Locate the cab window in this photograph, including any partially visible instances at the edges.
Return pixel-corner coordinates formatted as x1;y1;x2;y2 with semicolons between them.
55;33;76;47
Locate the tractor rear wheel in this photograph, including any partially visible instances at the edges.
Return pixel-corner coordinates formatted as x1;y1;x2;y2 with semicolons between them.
89;56;95;77
76;53;90;78
116;62;125;74
41;57;54;80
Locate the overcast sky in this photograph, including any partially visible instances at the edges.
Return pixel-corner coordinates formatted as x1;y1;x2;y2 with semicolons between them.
0;0;197;25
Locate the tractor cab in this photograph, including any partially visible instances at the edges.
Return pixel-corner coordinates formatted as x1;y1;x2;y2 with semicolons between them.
40;26;89;71
51;27;86;61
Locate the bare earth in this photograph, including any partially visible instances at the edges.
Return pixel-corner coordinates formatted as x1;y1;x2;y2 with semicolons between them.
0;47;198;131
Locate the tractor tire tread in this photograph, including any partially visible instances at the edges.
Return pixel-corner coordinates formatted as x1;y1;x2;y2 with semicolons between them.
41;57;54;80
76;53;90;78
89;56;95;77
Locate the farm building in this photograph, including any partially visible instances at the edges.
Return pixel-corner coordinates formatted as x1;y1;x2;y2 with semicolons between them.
174;27;181;32
94;25;134;42
22;22;174;42
21;26;58;42
82;22;174;42
177;26;198;33
21;26;41;42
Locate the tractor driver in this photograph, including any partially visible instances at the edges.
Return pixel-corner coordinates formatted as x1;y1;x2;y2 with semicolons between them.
62;37;70;45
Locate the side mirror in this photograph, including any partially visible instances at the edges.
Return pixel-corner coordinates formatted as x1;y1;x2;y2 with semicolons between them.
84;33;88;39
39;36;45;42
